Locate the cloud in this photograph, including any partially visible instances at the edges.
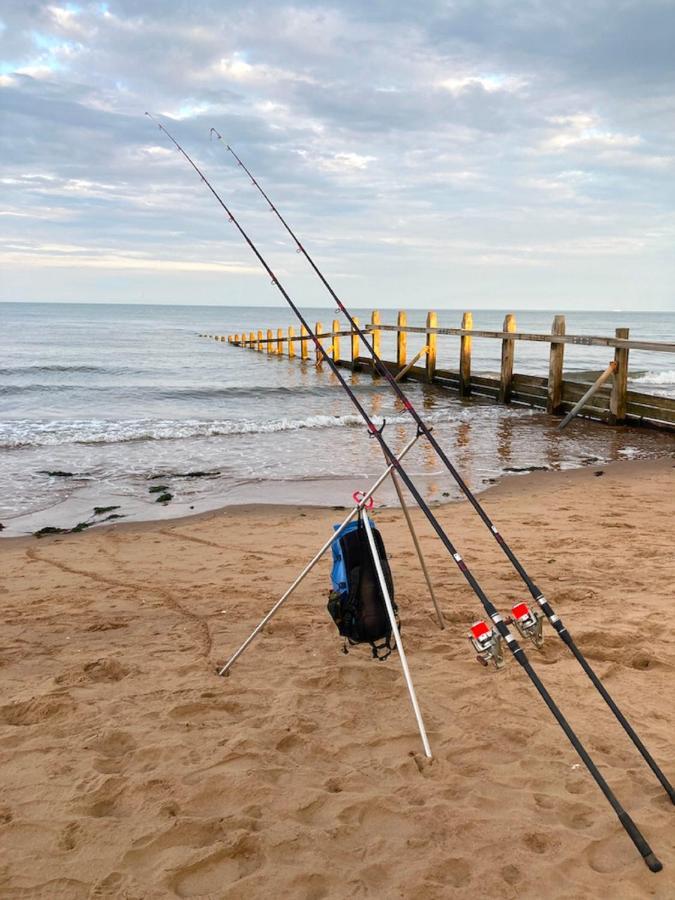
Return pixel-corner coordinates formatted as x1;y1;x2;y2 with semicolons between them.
0;0;673;308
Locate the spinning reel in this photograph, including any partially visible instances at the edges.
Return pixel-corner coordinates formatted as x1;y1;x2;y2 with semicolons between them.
469;602;545;669
507;601;545;649
469;620;505;669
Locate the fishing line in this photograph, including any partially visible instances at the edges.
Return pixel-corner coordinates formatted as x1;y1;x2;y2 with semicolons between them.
147;114;663;871
213;130;674;807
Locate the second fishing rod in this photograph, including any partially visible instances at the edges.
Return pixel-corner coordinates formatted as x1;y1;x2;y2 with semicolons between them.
214;131;675;807
149;115;662;872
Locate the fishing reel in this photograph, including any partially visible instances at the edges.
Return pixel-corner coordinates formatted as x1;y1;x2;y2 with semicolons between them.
469;620;505;669
506;602;544;649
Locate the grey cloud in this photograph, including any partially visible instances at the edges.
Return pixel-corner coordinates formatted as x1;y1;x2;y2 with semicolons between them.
0;1;673;308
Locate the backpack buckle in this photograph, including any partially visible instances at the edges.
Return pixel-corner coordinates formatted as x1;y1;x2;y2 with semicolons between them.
507;602;544;648
469;620;505;669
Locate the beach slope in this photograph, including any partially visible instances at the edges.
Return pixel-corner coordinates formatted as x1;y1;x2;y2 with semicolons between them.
1;457;674;898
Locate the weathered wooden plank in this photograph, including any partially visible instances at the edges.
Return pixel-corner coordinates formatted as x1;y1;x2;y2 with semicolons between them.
371;310;381;360
369;324;675;353
609;328;629;424
397;311;407;368
351;317;360;370
426;311;437;383
301;324;309;359
315;321;323;366
626;403;675;425
331;319;340;362
547;315;565;414
626;389;675;413
459;312;472;397
498;314;516;403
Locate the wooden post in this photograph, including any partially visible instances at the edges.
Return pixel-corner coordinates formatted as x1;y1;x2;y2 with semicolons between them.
459;311;472;397
426;311;437;382
257;330;263;351
609;327;630;424
498;314;516;403
331;319;340;362
351;317;360;370
288;325;295;358
371;310;381;362
228;335;233;344
301;324;309;360
397;311;407;370
547;315;566;414
249;331;255;349
315;322;323;366
277;328;283;354
266;328;273;354
234;333;240;345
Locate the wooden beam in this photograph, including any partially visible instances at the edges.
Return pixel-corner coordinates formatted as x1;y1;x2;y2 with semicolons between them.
459;311;472;397
301;324;309;360
547;315;565;414
351;317;360;370
371;310;381;361
288;325;295;358
257;329;263;351
266;328;274;354
426;311;437;382
332;319;340;362
276;328;283;354
397;311;407;369
315;321;323;366
370;324;674;354
609;327;630;424
498;313;516;403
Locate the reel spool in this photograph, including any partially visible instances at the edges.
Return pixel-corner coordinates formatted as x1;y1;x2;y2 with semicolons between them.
469;620;505;669
508;602;544;648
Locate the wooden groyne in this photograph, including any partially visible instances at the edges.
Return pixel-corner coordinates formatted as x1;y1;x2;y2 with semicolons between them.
202;312;675;431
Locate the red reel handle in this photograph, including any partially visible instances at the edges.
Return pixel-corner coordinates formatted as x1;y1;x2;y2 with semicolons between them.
353;490;374;510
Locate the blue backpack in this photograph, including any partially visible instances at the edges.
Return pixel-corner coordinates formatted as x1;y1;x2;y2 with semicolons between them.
327;516;398;660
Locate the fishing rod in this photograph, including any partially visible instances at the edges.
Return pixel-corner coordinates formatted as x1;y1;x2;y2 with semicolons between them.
213;130;675;808
147;115;663;872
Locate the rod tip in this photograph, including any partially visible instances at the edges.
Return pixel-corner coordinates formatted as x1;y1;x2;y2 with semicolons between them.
644;852;663;873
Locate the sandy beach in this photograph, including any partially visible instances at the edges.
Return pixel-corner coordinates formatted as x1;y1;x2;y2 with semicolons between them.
1;456;674;899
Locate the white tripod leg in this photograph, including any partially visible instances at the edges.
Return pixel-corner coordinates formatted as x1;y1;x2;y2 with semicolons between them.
217;433;421;676
361;513;432;759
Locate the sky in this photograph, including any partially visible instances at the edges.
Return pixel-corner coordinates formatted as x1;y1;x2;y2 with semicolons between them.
1;1;674;310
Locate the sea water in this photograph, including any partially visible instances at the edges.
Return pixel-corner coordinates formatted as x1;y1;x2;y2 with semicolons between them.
1;302;673;537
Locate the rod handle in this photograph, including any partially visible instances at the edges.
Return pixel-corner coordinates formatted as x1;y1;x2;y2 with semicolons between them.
618;812;662;872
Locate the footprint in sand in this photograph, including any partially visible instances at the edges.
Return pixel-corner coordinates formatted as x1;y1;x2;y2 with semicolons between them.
55;658;131;686
170;833;264;897
0;693;75;726
72;774;126;819
58;821;82;851
523;831;559;854
425;857;471;888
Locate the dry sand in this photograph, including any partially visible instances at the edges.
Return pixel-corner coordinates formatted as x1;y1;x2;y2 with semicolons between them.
1;456;674;899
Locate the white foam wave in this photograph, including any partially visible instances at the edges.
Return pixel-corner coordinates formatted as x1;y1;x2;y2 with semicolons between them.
0;409;460;449
630;370;675;386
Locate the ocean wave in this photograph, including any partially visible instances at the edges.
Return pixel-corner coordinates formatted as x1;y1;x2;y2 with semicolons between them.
0;381;386;400
0;364;113;375
630;370;675;386
0;408;460;449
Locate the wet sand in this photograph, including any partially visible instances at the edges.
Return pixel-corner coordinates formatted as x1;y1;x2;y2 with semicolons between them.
1;456;674;898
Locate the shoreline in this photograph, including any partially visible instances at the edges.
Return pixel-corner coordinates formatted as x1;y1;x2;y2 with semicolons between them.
0;450;675;546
